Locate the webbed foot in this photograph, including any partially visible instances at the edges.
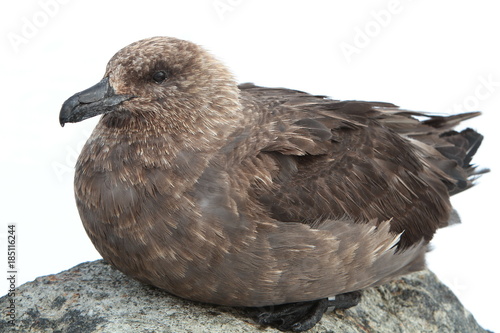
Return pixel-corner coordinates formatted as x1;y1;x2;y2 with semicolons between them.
329;290;362;310
249;291;362;332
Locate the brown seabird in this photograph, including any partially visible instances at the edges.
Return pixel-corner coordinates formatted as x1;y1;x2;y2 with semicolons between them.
59;36;486;332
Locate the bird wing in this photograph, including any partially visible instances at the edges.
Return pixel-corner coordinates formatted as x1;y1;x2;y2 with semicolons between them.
238;84;483;249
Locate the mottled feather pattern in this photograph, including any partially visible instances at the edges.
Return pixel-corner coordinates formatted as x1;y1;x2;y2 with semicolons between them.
60;37;485;314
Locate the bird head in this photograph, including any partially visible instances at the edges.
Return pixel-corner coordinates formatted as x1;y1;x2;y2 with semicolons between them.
59;36;241;132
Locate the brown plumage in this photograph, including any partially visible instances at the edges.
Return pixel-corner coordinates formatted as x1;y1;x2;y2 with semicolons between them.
59;37;485;331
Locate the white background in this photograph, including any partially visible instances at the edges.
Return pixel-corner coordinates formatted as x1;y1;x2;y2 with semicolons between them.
1;1;499;331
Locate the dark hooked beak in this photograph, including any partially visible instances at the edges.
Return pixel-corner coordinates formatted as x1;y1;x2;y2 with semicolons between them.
59;77;134;127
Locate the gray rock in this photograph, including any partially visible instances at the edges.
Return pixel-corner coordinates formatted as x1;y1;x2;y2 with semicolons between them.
0;260;489;332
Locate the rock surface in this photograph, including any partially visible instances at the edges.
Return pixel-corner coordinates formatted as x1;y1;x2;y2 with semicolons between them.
0;260;489;332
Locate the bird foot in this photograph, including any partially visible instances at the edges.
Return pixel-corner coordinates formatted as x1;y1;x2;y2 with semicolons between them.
253;298;329;332
249;291;362;332
328;290;362;309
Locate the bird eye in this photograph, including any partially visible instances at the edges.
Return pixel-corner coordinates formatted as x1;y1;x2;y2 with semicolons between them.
152;71;167;84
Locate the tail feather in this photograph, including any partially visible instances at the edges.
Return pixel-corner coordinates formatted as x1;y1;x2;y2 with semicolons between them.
437;127;489;195
377;109;487;196
438;128;483;168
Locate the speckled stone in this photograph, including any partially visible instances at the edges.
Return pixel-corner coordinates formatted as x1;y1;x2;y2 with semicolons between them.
0;260;489;333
